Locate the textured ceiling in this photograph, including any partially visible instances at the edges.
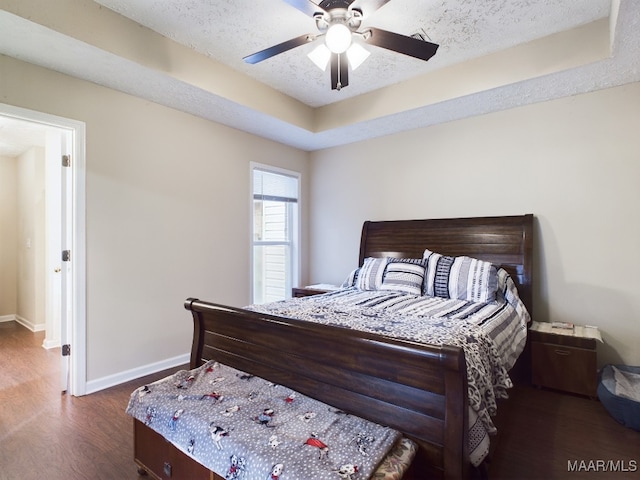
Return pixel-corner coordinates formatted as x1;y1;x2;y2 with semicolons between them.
0;115;49;158
0;0;639;154
93;0;612;107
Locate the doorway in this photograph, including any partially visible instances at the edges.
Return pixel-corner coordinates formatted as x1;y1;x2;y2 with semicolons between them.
0;103;86;396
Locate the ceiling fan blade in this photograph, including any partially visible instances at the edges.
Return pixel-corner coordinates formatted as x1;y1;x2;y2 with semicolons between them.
330;53;349;90
243;34;314;64
319;0;356;9
365;27;439;62
349;0;391;15
282;0;327;17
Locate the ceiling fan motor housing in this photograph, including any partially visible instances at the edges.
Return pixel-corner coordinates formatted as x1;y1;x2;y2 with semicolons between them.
314;7;363;34
319;0;356;10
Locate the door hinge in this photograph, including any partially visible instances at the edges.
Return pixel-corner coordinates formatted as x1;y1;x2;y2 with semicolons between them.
62;250;71;262
62;344;71;356
62;154;71;167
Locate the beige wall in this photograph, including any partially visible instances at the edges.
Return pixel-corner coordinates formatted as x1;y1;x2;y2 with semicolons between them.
0;55;310;382
0;155;18;317
16;146;46;328
3;48;639;383
310;81;640;367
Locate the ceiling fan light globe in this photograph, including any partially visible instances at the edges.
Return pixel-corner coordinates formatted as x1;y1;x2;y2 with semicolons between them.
325;23;352;54
307;44;331;71
346;43;370;70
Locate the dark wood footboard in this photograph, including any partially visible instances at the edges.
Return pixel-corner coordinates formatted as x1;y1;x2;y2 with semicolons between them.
184;297;469;479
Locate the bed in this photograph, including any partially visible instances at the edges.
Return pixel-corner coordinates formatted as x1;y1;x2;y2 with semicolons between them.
128;214;533;480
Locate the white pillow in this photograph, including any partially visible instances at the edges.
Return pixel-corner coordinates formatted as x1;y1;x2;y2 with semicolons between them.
355;257;389;291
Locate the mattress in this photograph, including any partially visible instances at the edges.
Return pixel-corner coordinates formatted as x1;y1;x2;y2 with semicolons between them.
248;268;530;466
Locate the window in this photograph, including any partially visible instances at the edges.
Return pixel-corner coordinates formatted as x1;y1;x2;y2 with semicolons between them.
251;165;300;304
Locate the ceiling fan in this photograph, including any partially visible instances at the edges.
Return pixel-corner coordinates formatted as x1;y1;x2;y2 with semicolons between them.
243;0;439;91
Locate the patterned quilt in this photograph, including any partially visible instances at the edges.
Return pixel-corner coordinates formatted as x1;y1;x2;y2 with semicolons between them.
126;361;401;480
248;269;530;466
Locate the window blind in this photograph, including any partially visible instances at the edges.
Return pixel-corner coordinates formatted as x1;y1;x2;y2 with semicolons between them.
253;169;298;203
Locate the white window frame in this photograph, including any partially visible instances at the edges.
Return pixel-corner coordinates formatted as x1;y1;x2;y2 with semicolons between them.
250;162;301;304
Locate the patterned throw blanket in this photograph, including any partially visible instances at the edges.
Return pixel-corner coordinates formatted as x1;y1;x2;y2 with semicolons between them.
126;361;401;480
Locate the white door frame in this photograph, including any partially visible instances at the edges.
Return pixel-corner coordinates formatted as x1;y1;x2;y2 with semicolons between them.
1;102;87;396
43;128;63;350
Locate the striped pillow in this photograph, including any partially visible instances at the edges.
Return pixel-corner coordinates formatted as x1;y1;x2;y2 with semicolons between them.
423;249;498;303
355;257;389;291
380;258;427;295
341;267;360;288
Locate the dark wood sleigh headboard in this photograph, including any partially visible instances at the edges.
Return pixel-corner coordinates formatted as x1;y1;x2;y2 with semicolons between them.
359;214;534;317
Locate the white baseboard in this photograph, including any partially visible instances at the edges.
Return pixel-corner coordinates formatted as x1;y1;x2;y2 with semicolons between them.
42;338;61;349
14;315;45;332
85;353;190;394
2;315;58;348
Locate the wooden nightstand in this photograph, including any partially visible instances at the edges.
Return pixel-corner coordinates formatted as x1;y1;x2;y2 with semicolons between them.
530;322;600;397
292;287;332;298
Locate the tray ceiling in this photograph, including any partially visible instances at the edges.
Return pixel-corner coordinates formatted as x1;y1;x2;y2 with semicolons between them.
0;0;638;152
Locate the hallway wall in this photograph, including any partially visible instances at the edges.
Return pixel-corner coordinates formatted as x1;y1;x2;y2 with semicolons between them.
16;147;46;331
0;155;18;318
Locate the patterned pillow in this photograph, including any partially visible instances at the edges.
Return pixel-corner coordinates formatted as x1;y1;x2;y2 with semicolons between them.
355;257;389;291
423;249;498;303
341;267;360;288
380;258;427;296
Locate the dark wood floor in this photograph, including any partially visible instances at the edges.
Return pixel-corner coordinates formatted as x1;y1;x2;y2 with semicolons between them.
489;381;640;479
0;321;184;480
1;321;638;479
